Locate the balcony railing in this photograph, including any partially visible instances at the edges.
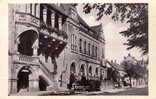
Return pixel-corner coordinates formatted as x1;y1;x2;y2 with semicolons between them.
15;12;40;27
40;21;68;40
13;54;39;65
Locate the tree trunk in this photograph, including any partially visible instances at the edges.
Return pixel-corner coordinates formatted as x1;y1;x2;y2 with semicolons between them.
129;77;132;88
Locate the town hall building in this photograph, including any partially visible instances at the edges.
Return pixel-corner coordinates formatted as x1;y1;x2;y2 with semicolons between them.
8;4;106;94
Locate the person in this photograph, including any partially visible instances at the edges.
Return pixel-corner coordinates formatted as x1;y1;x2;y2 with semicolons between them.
68;72;75;89
81;73;87;86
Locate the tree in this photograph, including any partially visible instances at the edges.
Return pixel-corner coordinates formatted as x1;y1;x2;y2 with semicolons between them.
121;60;146;87
82;3;148;55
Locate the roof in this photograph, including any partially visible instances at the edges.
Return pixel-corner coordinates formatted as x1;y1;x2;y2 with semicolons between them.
48;4;71;17
77;15;103;39
49;4;103;40
90;24;102;34
78;15;90;29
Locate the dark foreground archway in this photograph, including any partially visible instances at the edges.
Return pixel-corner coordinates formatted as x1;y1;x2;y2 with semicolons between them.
39;76;49;91
17;66;31;92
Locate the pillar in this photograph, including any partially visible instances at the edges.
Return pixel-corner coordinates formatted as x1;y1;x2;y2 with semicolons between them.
32;39;39;56
32;4;35;16
36;4;40;18
29;73;39;92
58;15;62;30
51;11;55;28
8;79;18;94
14;38;20;53
43;8;47;24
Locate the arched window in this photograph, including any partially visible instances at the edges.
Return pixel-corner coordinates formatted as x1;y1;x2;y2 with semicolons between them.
95;67;98;76
88;43;90;55
80;64;85;75
79;39;82;53
89;66;92;76
95;46;97;58
92;45;94;57
84;41;86;54
70;62;76;73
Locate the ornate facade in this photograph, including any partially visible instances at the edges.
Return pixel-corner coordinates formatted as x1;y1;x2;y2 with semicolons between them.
8;4;106;94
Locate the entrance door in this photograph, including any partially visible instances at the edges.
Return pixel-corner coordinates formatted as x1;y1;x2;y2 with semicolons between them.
17;67;31;92
39;76;48;91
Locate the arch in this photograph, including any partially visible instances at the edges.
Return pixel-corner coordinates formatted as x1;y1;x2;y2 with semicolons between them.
17;66;32;92
89;66;92;76
69;60;78;74
16;25;39;39
79;64;85;76
39;76;49;91
95;67;98;75
70;62;76;73
17;30;38;56
15;64;36;79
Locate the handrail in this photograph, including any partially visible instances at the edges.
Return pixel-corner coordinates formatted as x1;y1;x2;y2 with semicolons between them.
38;59;53;80
13;54;39;64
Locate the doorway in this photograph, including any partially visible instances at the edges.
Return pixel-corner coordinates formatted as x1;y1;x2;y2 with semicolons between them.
17;66;31;92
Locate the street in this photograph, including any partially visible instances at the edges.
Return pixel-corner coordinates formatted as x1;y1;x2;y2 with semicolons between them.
83;87;148;95
40;87;148;96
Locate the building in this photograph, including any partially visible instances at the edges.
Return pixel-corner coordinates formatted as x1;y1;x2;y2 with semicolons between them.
8;4;106;94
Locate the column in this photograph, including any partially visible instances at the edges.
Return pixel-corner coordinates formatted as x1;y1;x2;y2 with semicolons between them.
58;15;62;30
36;4;40;18
32;39;39;56
51;11;55;28
32;4;35;16
8;79;18;94
14;38;20;53
29;73;39;92
43;8;47;24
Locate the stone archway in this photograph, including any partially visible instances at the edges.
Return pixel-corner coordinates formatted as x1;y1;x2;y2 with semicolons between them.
89;66;92;76
17;66;31;92
39;76;49;91
17;30;38;56
70;62;76;73
95;67;98;76
80;64;85;76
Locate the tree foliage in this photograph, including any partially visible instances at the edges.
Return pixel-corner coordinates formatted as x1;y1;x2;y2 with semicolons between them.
82;3;148;55
121;60;146;79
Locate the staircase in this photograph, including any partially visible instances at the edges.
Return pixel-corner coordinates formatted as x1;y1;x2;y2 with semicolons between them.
38;57;60;92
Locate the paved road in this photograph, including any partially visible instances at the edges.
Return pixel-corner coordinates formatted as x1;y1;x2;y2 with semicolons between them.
11;87;148;96
82;87;148;95
43;87;148;96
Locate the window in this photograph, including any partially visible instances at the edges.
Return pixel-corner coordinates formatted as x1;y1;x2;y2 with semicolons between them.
70;9;76;19
34;4;37;16
71;34;77;51
88;43;90;55
71;34;74;50
79;39;82;53
102;48;104;58
95;46;97;58
95;67;98;76
84;41;86;54
75;36;77;51
30;4;32;14
92;45;94;57
55;14;59;29
47;9;51;26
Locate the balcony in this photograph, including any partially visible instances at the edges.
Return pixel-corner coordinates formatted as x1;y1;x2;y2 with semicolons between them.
15;12;40;27
40;21;68;42
13;54;39;65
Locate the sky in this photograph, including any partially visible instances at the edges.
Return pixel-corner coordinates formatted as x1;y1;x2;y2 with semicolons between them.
76;4;147;63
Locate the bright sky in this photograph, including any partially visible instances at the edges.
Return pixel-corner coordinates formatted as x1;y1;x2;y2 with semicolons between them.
76;4;146;63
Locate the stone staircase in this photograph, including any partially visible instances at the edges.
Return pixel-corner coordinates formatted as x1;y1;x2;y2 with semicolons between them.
38;58;60;92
